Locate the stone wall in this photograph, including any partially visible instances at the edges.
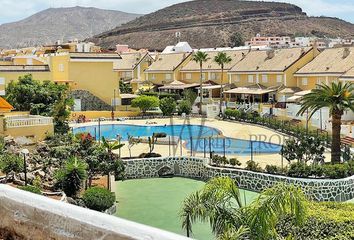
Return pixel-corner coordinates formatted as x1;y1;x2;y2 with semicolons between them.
123;157;354;202
69;90;112;111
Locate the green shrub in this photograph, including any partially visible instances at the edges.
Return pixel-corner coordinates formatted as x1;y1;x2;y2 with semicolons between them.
19;185;42;195
159;97;176;116
323;164;349;179
177;100;192;115
55;157;87;197
310;164;324;177
0;153;24;174
183;89;197;106
212;155;228;165
131;95;159;114
83;187;116;212
265;164;281;174
245;160;262;172
229;158;241;166
287;162;311;178
277;202;354;240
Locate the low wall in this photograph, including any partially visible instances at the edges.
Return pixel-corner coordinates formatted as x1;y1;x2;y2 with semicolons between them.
0;184;189;240
70;110;140;121
124;157;354;202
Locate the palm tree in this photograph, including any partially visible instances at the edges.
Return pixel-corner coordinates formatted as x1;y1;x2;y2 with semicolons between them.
55;157;87;197
214;52;232;115
192;51;210;115
297;82;354;164
180;177;307;239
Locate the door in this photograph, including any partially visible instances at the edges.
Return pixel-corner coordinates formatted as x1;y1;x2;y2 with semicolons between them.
73;99;82;111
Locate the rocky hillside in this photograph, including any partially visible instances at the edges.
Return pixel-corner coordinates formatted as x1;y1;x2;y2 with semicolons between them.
0;6;141;49
90;0;354;50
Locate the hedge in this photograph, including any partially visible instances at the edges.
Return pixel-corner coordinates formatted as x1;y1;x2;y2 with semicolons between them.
277;202;354;239
82;187;116;212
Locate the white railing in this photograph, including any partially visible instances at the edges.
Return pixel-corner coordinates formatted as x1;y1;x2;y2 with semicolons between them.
6;115;53;128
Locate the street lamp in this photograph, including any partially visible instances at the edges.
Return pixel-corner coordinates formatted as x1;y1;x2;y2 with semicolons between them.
21;149;29;186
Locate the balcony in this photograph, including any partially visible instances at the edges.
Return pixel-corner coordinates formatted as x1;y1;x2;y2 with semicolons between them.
0;184;188;240
5;115;53;128
0;114;54;141
0;65;50;72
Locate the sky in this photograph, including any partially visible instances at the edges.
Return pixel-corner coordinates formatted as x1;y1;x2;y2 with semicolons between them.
0;0;353;24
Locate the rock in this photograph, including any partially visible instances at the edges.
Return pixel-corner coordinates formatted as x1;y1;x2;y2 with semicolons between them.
66;197;77;205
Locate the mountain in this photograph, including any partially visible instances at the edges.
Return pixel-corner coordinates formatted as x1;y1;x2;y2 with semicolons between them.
0;6;142;49
90;0;354;51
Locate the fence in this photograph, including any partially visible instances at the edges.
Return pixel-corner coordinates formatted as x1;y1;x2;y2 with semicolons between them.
5;115;53;128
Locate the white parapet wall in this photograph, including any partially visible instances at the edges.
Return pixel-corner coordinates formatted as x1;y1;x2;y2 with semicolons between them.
0;184;190;240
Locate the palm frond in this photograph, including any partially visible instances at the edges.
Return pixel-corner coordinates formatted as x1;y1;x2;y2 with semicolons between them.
246;183;308;239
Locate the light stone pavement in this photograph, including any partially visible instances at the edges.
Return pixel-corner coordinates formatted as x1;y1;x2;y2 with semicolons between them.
72;117;331;168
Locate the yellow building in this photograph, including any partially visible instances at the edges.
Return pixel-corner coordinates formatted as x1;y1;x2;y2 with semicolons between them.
295;47;354;90
51;52;122;106
0;52;122;107
180;50;248;85
227;47;318;102
145;52;192;85
113;52;153;93
0;65;51;95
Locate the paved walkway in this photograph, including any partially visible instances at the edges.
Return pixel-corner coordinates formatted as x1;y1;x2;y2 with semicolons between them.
72;117;331;168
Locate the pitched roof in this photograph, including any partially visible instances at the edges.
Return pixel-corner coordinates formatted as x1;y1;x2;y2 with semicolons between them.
145;52;191;72
113;52;150;70
296;47;354;75
230;47;312;73
340;67;354;79
180;50;248;71
0;97;14;111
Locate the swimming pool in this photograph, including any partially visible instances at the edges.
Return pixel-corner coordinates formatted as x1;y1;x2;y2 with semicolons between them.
73;124;281;155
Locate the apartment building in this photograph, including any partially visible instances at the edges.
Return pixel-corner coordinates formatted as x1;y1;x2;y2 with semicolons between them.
144;52;192;85
227;47;319;102
180;50;248;85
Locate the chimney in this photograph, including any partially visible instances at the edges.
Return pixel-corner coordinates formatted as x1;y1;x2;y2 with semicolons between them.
300;47;305;55
343;47;350;59
313;40;319;57
266;49;275;59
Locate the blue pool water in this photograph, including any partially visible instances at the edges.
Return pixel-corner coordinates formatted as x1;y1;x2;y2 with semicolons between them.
73;124;281;155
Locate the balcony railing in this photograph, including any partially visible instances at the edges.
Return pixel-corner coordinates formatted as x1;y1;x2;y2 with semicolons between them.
5;115;53;128
0;65;50;72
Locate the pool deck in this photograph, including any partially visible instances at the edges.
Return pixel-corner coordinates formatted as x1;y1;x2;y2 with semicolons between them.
72;117;331;168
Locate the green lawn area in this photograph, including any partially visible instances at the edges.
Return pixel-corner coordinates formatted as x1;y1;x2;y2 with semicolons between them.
115;177;259;240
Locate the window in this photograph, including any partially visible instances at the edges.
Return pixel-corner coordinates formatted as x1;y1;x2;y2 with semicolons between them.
151;74;156;80
235;75;240;82
185;73;192;80
248;75;254;83
276;75;283;83
262;75;268;83
58;63;64;72
165;74;172;80
202;73;206;80
302;78;308;86
26;58;33;65
0;77;5;85
125;71;132;78
210;73;216;80
316;77;324;85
